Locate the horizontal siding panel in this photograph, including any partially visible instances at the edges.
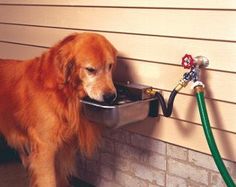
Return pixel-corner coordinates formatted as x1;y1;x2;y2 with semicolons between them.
126;117;236;162
0;0;236;9
115;59;236;103
0;6;236;41
1;24;236;73
0;42;45;59
1;43;236;134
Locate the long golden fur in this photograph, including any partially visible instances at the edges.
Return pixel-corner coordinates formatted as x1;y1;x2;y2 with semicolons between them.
0;32;117;187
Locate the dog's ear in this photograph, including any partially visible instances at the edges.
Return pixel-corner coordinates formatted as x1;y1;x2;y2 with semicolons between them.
53;34;78;84
53;50;77;85
64;58;75;84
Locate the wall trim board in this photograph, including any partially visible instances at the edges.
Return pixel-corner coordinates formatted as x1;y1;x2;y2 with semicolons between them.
0;0;236;9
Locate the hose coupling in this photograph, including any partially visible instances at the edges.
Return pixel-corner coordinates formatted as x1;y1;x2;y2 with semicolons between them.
175;78;189;92
145;88;159;96
193;83;205;93
192;81;205;91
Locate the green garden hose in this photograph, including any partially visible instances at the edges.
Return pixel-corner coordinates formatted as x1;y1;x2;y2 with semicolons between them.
195;86;236;187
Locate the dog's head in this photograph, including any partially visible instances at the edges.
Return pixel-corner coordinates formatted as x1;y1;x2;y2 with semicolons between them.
52;33;117;103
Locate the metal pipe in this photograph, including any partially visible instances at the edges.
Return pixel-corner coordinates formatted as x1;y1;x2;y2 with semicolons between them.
195;85;236;187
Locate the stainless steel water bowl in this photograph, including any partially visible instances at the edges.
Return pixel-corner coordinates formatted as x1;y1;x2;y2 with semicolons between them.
80;83;158;128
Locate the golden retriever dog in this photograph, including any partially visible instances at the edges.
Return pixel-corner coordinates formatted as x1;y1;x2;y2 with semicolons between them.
0;32;117;187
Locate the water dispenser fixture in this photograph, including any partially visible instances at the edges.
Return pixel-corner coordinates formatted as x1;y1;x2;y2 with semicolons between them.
81;82;158;128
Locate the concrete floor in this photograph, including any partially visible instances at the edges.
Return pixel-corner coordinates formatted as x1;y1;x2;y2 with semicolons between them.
0;161;28;187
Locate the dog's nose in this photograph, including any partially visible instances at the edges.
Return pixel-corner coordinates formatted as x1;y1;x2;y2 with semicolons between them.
103;93;116;103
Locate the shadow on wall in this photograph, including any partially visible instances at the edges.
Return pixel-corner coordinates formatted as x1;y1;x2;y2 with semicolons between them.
75;57;165;186
201;69;236;166
181;68;235;160
113;57;136;83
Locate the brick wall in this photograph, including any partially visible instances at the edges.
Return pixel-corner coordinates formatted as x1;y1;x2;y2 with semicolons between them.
76;128;236;187
0;128;235;187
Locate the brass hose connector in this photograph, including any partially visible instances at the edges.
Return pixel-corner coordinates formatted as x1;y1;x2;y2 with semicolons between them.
194;85;205;93
145;88;159;96
145;78;189;97
174;78;189;92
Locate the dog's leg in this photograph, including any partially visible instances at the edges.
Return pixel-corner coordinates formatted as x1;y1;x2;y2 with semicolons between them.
27;146;57;187
56;147;77;187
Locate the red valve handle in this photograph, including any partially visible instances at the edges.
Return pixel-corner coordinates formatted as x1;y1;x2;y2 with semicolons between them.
182;54;194;69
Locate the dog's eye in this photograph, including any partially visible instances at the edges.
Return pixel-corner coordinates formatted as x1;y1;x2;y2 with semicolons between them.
86;67;96;74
